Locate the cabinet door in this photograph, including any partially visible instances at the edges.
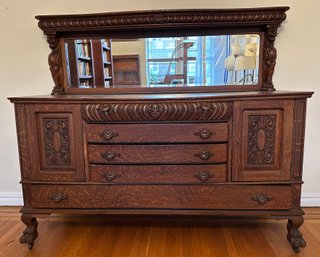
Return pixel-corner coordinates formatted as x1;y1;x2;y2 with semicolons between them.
26;104;85;181
232;100;294;181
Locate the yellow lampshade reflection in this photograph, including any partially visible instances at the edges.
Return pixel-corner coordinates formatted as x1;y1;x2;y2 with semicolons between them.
235;56;256;70
224;55;236;71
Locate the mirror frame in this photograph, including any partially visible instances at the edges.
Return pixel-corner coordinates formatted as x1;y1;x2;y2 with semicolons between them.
36;7;289;95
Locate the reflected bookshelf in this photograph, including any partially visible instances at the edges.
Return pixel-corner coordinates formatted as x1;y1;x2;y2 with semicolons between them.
65;39;113;88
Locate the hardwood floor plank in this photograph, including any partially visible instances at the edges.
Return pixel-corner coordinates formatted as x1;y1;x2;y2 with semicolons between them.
298;225;320;257
181;226;194;257
259;221;299;257
197;225;230;257
146;225;168;257
188;226;207;257
128;225;152;257
223;226;260;257
161;225;184;257
304;208;320;219
109;225;139;257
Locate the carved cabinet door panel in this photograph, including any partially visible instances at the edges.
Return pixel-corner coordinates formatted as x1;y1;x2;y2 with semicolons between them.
25;104;85;181
232;100;294;181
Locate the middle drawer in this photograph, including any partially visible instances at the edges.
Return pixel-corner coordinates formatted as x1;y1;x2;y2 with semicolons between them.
88;144;227;164
86;123;228;143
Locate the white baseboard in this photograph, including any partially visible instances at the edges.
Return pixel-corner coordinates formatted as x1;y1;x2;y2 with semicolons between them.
301;193;320;207
0;192;23;206
0;192;319;207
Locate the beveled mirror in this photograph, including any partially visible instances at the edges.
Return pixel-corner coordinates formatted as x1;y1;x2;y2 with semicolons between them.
36;7;289;94
64;34;260;89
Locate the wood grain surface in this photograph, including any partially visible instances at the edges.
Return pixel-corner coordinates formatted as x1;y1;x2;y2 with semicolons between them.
29;184;292;209
85;123;228;143
89;164;227;184
88;144;227;164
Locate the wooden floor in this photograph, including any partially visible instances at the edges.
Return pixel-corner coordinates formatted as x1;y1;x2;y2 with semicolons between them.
0;207;319;257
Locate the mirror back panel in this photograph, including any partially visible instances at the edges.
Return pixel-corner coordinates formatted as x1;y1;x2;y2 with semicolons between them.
36;7;289;95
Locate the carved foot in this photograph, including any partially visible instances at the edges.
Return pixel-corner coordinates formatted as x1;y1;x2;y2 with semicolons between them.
20;214;38;249
287;216;306;253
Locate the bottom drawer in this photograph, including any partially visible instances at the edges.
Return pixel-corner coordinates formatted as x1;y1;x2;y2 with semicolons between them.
30;185;292;210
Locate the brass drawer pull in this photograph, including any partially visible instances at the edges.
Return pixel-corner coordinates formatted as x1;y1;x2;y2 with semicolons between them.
194;128;215;139
101;171;121;182
251;193;272;205
194;150;213;160
194;171;214;182
99;129;119;140
102;151;120;161
50;192;68;203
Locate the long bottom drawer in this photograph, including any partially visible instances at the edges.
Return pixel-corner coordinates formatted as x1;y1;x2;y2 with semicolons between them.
30;185;292;210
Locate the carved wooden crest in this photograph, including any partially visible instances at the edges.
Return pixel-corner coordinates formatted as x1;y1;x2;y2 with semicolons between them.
82;101;233;122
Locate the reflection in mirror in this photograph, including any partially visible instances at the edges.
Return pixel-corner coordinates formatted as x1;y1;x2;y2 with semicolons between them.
64;34;259;89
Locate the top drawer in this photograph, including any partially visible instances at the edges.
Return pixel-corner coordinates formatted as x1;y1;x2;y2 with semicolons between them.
86;123;228;143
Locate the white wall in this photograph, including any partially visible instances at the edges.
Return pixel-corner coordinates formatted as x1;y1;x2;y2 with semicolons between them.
0;0;319;206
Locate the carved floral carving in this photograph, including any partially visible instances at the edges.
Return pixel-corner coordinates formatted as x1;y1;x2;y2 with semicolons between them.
43;118;70;166
147;104;164;119
247;115;276;165
83;102;233;122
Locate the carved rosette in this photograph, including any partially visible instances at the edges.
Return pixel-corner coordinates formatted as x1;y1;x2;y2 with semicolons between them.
82;102;233;122
43;118;70;166
247;115;276;165
147;104;164;119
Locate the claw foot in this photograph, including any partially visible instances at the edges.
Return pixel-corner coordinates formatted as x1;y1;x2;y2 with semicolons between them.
287;216;306;253
20;214;38;249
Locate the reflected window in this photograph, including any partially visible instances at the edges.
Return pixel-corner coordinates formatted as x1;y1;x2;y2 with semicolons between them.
64;34;259;89
145;35;259;86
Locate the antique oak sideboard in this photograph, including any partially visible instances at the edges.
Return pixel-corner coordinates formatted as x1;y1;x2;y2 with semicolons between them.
9;7;313;253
